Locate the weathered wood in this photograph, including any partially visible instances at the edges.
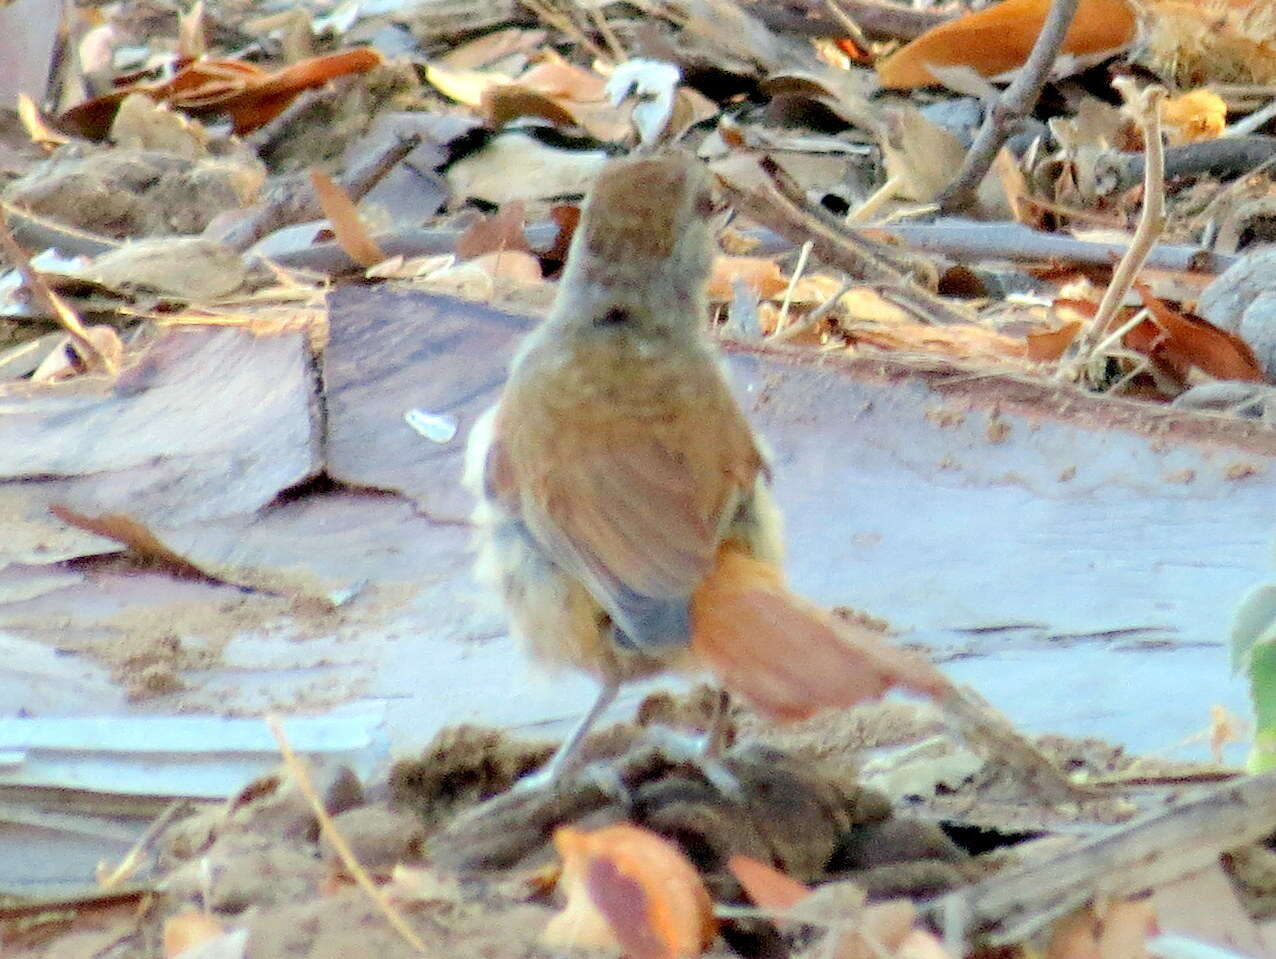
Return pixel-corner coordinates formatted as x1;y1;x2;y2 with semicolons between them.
931;770;1276;945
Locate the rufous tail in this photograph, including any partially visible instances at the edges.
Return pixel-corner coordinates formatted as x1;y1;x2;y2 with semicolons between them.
690;546;951;722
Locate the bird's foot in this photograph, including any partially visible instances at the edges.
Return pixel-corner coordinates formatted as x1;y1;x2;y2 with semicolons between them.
636;725;743;801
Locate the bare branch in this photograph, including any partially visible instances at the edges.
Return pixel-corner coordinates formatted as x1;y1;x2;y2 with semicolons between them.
938;0;1080;213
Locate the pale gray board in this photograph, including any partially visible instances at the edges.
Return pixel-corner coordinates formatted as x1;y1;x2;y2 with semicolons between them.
0;327;320;525
0;705;387;796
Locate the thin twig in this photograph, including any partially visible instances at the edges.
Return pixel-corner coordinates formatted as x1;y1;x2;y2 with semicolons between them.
847;174;904;223
775;240;812;333
820;0;868;46
1225;97;1276;137
1061;82;1168;382
1098;136;1276;194
96;800;188;889
0;207;118;375
267;716;428;954
938;0;1080;213
773;276;853;341
714;154;974;326
585;3;625;62
518;0;611;63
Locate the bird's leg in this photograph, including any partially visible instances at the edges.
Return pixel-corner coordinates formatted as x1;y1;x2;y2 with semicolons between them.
518;678;619;790
636;724;743;799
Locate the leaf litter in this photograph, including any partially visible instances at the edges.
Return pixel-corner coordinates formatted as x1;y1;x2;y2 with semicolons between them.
3;0;1276;957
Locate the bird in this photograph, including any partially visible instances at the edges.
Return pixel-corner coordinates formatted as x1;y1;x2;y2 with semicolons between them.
464;152;949;783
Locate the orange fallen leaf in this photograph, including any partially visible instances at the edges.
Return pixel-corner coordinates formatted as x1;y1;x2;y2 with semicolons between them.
545;823;716;959
519;51;608;101
50;507;204;577
1027;320;1082;362
728;855;812;911
456;201;531;260
1160;88;1227;144
541;203;581;267
842;315;1029;364
58;48;383;138
163;910;226;957
310;169;386;268
708;256;789;301
877;0;1136;89
1133;282;1267;383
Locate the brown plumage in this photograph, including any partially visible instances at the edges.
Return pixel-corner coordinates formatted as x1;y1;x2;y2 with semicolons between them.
465;153;948;778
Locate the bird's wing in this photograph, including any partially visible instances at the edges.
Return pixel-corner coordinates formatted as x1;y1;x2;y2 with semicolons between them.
485;396;764;651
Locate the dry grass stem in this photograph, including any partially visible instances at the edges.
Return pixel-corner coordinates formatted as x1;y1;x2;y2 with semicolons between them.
776;240;812;333
1060;82;1168;383
717;154;973;326
0;207;120;375
584;3;625;62
821;0;868;47
518;0;610;63
96;800;187;889
267;715;428;954
774;277;853;342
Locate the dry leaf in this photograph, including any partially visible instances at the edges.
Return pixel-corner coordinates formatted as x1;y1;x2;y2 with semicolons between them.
435;27;549;71
1027;320;1082;362
164;911;226;958
456;201;531;260
882;107;968;202
425;63;509;106
728;855;812;911
709;257;788;301
545;823;716;959
59;48;383;138
310;170;386;268
1159;88;1227;144
50;507;205;576
877;0;1137;89
519;51;607;101
542;204;581;265
480;84;578;128
382;864;463;906
1133;282;1267;383
837;288;914;326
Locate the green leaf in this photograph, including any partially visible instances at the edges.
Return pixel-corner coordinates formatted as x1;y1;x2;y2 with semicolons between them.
1230;583;1276;672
